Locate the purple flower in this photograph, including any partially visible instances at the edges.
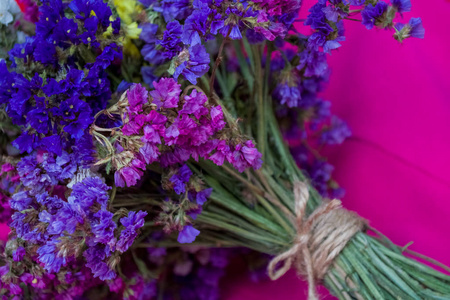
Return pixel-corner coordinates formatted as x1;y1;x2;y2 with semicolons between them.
391;0;411;13
231;141;263;172
158;21;184;59
13;247;26;262
209;140;231;166
150;77;181;109
361;2;388;30
170;165;192;194
195;188;212;205
116;210;147;253
298;49;328;78
91;210;117;245
174;44;210;84
177;225;200;244
394;17;425;41
127;83;149;112
84;244;116;280
320;117;352;145
273;83;302;108
180;89;209;118
115;159;145;188
37;241;67;273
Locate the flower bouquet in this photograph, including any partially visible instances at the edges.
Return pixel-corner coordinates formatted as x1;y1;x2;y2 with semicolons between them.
0;0;447;299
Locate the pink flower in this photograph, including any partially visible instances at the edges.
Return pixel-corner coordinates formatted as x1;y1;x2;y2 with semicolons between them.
209;140;231;166
150;78;181;109
139;142;160;164
115;159;145;187
127;84;148;112
179;89;208;119
122;114;146;136
210;106;225;131
231;141;263;172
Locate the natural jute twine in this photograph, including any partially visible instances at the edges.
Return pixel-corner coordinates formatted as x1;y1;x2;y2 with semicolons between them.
267;181;366;300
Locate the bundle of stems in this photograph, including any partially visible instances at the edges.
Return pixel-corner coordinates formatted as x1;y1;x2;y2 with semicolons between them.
123;40;450;299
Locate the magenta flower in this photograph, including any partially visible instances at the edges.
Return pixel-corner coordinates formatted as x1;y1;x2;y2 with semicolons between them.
150;77;181;109
127;83;148;112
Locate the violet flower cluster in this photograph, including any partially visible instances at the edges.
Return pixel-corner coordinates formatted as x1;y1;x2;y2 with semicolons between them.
138;0;301;86
93;80;262;242
266;0;422;197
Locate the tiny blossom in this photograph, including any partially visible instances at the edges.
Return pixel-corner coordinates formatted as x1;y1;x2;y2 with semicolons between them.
174;45;210;84
13;247;26;262
150;77;182;109
361;2;389;30
116;210;148;253
170;165;192;194
177;225;200;244
391;0;411;13
394;17;425;41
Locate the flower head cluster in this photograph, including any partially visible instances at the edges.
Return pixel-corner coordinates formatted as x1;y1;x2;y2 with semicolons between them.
93;80;261;242
0;162;20;223
1;0;122;160
94;79;261;190
6;170;147;288
138;0;303;85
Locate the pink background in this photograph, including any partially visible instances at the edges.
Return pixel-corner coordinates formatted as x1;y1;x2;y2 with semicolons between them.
223;0;450;299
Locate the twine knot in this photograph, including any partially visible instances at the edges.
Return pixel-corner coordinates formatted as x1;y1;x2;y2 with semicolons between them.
267;181;365;300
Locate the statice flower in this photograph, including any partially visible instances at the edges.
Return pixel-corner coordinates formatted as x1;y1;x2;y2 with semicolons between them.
361;2;389;30
5;171;147;287
391;0;412;13
394;17;425;42
177;225;200;244
320;117;352;145
170;164;192;194
95;79;261;190
174;45;210;84
273;83;302;108
116;210;148;253
2;0;122;159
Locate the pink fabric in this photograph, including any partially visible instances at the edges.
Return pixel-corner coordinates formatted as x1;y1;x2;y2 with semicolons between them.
223;0;450;299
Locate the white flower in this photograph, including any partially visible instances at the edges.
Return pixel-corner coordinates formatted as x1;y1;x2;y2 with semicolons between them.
8;0;20;14
0;0;21;25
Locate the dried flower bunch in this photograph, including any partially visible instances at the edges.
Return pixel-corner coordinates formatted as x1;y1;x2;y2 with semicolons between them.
0;0;444;299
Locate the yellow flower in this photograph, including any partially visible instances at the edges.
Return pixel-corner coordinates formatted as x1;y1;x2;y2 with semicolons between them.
124;22;142;40
111;0;143;57
113;0;141;25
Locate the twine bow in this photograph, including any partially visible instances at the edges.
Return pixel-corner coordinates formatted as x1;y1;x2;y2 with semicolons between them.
267;181;365;300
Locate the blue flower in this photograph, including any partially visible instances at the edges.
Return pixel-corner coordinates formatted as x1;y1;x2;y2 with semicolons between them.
181;10;209;46
320;116;352;145
170;165;192;194
174;44;210;84
37;240;67;273
153;0;192;23
361;2;388;30
391;0;411;13
177;225;200;244
10;191;33;211
158;21;183;59
273;83;302;108
91;210;117;245
195;188;212;205
394;17;425;41
116;211;147;253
